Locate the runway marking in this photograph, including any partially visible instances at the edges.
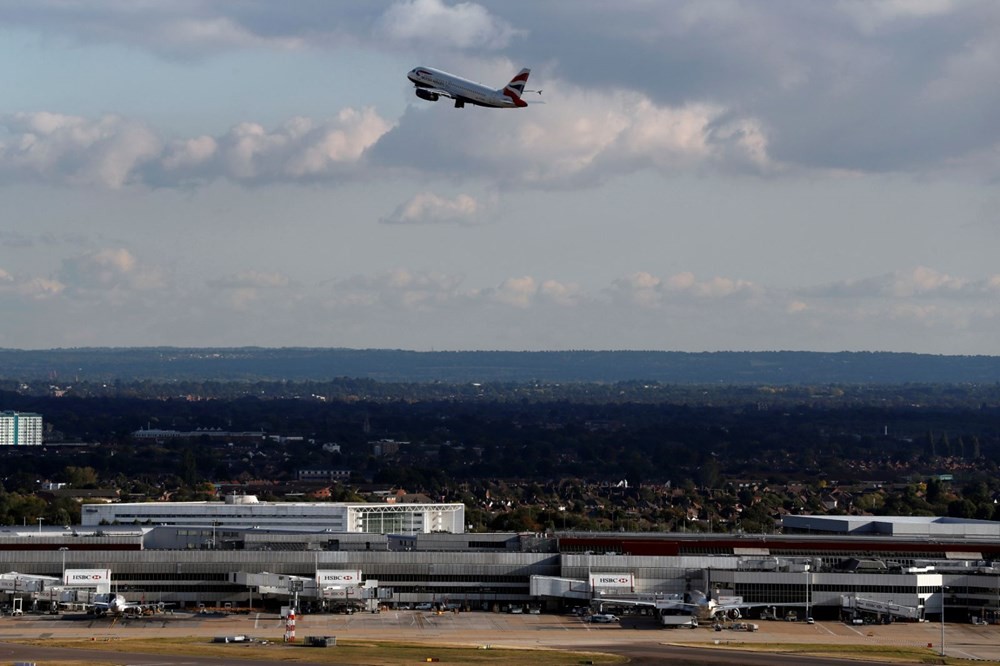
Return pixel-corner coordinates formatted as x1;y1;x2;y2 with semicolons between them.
952;648;983;660
842;623;866;637
814;622;836;635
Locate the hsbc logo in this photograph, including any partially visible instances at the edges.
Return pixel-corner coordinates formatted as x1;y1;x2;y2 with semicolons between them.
592;574;633;587
316;570;362;585
65;569;110;584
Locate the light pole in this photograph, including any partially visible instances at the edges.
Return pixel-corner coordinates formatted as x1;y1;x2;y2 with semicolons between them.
805;569;811;621
37;517;43;533
940;583;949;658
58;547;68;582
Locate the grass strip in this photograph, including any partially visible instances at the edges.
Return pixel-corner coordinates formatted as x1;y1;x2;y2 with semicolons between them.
12;635;625;665
689;640;1000;665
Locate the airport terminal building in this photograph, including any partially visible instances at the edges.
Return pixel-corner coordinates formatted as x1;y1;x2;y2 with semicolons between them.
3;513;1000;624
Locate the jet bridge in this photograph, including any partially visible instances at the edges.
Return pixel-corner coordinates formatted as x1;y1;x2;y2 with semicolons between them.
841;595;921;621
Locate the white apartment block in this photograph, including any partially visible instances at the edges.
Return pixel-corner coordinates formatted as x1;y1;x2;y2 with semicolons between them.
0;411;43;446
80;494;466;534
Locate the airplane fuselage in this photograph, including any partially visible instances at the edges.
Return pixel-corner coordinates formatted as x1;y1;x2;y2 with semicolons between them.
407;67;527;108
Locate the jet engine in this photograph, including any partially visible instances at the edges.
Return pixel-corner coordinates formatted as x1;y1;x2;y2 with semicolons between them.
415;89;439;102
727;608;742;620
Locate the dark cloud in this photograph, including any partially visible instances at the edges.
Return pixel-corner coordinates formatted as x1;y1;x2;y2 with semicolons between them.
490;1;1000;173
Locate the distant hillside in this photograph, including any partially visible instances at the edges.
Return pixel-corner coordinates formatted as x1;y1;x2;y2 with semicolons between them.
0;348;998;384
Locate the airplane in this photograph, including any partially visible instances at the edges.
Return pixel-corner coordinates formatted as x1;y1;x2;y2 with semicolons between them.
598;589;778;626
84;592;171;617
407;66;539;109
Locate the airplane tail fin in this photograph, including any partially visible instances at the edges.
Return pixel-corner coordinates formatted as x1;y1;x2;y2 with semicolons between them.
502;68;531;107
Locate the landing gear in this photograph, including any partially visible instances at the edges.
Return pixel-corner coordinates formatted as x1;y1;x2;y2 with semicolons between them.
454;99;465;108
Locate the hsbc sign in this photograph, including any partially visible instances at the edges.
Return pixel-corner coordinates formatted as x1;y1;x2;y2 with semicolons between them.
589;573;634;589
64;568;111;586
316;569;362;586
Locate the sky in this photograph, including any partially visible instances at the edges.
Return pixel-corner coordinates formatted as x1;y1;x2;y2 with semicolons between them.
1;0;1000;354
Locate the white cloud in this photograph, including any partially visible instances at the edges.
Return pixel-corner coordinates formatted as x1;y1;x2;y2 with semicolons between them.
801;267;987;300
376;0;525;50
0;109;393;188
1;258;1000;352
204;271;297;311
0;268;64;300
57;248;164;294
182;109;392;183
538;279;583;307
161;136;217;171
2;91;770;191
611;270;759;307
889;266;966;297
381;192;484;225
492;276;537;308
4;3;1000;176
375;80;775;188
0;112;161;188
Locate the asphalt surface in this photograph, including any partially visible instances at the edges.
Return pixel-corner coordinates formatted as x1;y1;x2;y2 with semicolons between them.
2;610;997;664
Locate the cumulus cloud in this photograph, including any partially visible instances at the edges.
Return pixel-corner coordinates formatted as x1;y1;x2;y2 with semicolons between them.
381;192;484;225
0;109;392;188
57;248;164;294
538;279;583;307
300;266;1000;352
0;93;772;189
156;108;392;185
800;266;989;300
0;112;161;188
2;259;1000;352
0;268;64;300
611;270;759;308
4;3;1000;175
492;276;537;308
207;271;294;311
374;82;774;188
376;0;525;50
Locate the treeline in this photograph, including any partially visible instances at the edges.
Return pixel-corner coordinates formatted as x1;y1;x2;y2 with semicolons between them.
3;348;1000;384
